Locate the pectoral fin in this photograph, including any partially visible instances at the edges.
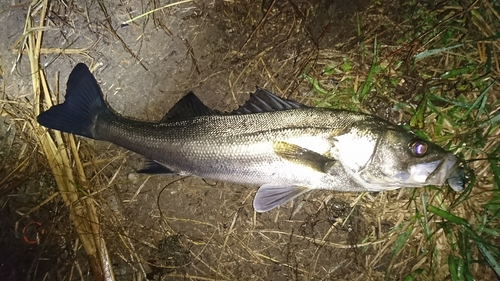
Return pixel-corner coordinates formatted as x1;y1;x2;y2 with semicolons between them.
273;141;336;173
253;185;310;213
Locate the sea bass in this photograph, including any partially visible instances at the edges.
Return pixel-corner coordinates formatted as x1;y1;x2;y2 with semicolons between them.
37;63;465;212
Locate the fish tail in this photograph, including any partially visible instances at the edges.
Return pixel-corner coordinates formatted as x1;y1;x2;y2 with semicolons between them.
37;63;109;139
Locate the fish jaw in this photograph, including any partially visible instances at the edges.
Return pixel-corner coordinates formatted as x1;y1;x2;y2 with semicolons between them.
408;160;442;184
405;153;464;191
418;153;463;189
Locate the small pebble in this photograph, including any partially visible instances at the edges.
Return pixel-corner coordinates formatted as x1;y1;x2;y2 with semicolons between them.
128;173;138;181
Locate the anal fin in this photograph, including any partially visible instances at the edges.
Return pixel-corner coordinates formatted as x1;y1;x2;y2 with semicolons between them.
137;159;174;174
253;185;310;213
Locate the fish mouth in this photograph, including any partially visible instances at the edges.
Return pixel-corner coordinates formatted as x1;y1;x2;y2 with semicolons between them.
410;153;464;191
427;154;464;191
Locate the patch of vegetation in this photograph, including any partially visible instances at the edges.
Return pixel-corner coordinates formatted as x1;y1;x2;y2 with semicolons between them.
304;0;500;280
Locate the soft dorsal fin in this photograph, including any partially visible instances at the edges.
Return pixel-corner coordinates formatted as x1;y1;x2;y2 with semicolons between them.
231;87;307;115
161;92;216;122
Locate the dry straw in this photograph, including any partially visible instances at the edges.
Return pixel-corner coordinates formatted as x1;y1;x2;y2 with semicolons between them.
16;0;113;280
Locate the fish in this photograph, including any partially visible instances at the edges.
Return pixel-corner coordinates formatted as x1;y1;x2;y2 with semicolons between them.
37;63;465;212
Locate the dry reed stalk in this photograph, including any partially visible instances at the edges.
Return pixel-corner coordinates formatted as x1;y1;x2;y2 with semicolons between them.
16;0;114;280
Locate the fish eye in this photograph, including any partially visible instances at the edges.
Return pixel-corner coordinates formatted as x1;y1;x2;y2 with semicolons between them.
409;140;428;156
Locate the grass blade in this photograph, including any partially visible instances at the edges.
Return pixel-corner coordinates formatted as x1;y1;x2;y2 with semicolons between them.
428;206;469;226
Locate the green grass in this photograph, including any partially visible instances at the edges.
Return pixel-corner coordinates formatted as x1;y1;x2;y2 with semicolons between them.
303;0;500;279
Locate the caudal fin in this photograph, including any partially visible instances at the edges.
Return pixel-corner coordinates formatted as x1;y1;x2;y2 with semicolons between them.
37;63;109;139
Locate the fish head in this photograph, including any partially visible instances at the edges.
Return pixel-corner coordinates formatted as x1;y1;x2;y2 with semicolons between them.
336;124;465;192
371;126;464;191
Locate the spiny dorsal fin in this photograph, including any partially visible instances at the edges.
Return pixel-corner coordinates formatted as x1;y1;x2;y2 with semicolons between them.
231;87;307;115
161;92;216;122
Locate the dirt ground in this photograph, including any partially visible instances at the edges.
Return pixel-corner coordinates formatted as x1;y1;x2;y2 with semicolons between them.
0;0;444;280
